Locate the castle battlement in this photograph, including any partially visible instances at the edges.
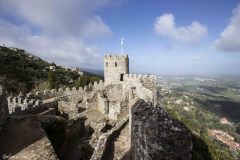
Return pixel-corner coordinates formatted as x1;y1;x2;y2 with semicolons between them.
123;74;156;80
7;96;42;114
7;80;105;114
1;53;194;160
7;54;157;117
104;54;128;59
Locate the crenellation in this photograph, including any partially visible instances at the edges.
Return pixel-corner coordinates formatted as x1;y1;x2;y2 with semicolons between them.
7;97;12;103
35;100;42;106
18;97;23;104
65;87;70;92
12;97;17;103
36;91;41;96
43;90;50;95
104;54;128;59
58;88;64;92
23;98;28;104
89;83;93;88
51;89;57;94
21;104;26;111
79;87;83;91
27;92;34;98
71;87;77;92
2;54;194;159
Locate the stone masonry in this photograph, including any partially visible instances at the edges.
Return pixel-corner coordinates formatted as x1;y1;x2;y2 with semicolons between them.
131;100;192;160
0;84;8;131
4;54;193;159
8;54;157;121
104;54;129;85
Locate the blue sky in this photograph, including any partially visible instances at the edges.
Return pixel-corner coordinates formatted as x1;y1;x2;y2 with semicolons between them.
0;0;240;75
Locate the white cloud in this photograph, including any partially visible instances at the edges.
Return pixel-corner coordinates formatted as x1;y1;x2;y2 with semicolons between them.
0;0;115;68
154;13;207;43
192;56;202;61
215;4;240;52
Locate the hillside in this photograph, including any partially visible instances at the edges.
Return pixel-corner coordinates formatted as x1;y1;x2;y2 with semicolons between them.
158;76;240;160
0;46;102;95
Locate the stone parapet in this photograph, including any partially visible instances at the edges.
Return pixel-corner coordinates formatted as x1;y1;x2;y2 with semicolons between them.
131;100;192;160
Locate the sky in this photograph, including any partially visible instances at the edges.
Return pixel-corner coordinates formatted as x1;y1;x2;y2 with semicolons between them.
0;0;240;75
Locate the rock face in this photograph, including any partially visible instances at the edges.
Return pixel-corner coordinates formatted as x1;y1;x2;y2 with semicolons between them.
0;85;8;131
131;100;192;160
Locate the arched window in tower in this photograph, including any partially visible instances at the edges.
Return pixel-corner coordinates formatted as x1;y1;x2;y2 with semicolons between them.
115;62;117;67
106;62;108;67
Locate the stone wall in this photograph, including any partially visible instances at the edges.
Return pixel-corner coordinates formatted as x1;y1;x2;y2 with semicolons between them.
9;137;58;160
104;54;129;85
0;116;57;160
0;85;8;131
123;74;157;105
8;100;57;116
90;116;128;160
131;100;192;160
7;80;105;115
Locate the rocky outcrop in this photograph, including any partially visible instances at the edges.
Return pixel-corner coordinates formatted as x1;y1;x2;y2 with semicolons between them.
0;85;8;131
131;100;192;160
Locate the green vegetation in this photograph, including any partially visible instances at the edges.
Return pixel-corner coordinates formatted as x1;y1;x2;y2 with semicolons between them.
158;75;240;160
0;46;102;95
72;75;100;88
165;105;236;160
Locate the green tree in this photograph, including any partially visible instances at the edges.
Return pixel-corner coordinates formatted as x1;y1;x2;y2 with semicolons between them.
48;71;57;89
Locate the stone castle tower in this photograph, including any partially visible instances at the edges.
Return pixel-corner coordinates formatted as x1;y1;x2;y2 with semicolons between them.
104;54;129;84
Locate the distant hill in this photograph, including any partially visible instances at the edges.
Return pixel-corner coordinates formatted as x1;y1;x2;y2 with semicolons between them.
82;68;104;77
0;46;102;95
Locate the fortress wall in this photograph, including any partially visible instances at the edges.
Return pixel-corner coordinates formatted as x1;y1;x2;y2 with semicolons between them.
7;80;104;115
85;92;98;110
97;92;109;114
0;85;8;131
92;80;105;91
108;101;121;120
131;100;192;160
9;137;58;160
123;74;157;104
57;80;105;118
7;97;40;114
7;97;57;115
30;80;104;100
123;74;156;91
8;116;58;160
90;116;129;160
104;84;123;102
